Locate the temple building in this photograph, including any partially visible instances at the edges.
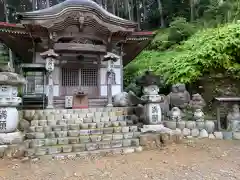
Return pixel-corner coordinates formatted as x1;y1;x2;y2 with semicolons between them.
0;0;155;108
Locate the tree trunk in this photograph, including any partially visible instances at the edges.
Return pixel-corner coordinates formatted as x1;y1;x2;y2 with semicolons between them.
130;0;134;21
112;0;116;14
136;0;141;29
190;0;194;22
143;0;147;21
156;0;165;27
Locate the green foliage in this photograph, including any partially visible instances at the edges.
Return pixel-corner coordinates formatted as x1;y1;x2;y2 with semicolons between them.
125;23;240;85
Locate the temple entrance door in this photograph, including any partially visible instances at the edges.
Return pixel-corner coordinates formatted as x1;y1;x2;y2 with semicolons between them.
79;68;99;98
61;68;80;96
60;67;99;98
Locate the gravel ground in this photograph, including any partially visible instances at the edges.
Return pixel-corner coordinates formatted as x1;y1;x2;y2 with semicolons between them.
0;139;240;180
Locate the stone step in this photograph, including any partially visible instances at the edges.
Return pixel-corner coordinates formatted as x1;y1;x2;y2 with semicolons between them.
25;133;141;147
49;146;142;160
24;139;140;156
29;121;132;131
25;126;139;139
30;116;131;126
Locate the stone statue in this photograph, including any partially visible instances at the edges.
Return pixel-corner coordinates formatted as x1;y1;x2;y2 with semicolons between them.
189;93;206;111
193;109;204;121
170;107;182;122
113;92;131;107
167;83;190;111
227;104;240;131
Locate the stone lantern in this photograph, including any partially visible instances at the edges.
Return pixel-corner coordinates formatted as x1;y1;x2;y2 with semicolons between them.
0;71;26;135
137;71;164;125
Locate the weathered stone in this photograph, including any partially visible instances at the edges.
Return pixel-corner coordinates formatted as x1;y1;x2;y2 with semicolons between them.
133;132;141;138
79;136;90;143
68;137;79;144
90;129;103;135
57;120;67;125
68;124;80;130
28;126;36;132
135;146;143;152
55;131;67;138
205;121;215;133
186;121;196;130
18;119;30;132
113;127;122;133
35;126;44;132
30;139;45;148
119;121;127;127
5;144;26;158
0;132;24;145
90;135;102;142
26;133;36;139
103;127;114;134
98;141;111;149
45;139;57;146
47;120;57;126
68;130;79;137
43;126;52;132
39;120;48;126
63;114;71;119
80;123;88;129
112;133;123;140
111;140;123;148
191;128;200;137
165;121;177;130
52;125;62;131
222;131;233;140
177;121;186;130
232;132;240;140
129;126;138;132
72;144;86;152
62;145;73;153
102;134;113;141
131;139;140;146
83;117;93;123
86;143;98;151
123;132;134;139
35;132;45;139
196;121;205;130
45;132;55;138
101;117;109;122
79;129;90;135
96;122;104;128
88;123;97;129
31;120;38;126
0;145;7;157
67;119;75;124
57;138;69;145
123;147;135;154
199;129;208;138
140;133;163;149
214;132;223;139
104;122;112;128
209;134;215;139
182;128;191;136
121;126;130;133
47;146;62;155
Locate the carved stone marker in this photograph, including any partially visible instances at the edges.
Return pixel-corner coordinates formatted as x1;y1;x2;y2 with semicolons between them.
0;72;26;133
227;104;240;131
139;72;163;125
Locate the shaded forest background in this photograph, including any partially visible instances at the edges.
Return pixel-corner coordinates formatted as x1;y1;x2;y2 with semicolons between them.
1;0;240;105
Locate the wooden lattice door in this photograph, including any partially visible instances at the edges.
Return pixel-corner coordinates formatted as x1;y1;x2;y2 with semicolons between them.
80;68;99;98
61;68;80;96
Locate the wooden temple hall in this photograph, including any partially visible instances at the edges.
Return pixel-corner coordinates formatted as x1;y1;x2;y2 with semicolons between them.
0;0;154;109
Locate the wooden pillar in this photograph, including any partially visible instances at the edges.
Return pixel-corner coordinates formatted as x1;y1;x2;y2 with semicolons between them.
40;49;59;109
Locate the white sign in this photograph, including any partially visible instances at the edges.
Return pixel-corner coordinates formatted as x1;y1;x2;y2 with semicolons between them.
46;58;55;71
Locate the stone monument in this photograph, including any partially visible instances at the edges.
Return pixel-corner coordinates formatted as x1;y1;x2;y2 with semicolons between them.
137;71;163;125
0;68;26;145
167;83;190;111
189;93;206;111
227;104;240;131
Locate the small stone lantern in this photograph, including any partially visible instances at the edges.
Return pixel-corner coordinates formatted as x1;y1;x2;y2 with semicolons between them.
137;71;163;125
0;71;26;133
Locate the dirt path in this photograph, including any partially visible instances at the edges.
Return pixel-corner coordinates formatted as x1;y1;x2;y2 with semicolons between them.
0;139;240;180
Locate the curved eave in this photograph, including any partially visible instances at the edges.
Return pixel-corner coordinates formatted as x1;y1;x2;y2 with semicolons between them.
122;31;156;66
18;0;137;29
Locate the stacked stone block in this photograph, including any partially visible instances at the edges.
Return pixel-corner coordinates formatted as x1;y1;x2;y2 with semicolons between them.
22;107;142;157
